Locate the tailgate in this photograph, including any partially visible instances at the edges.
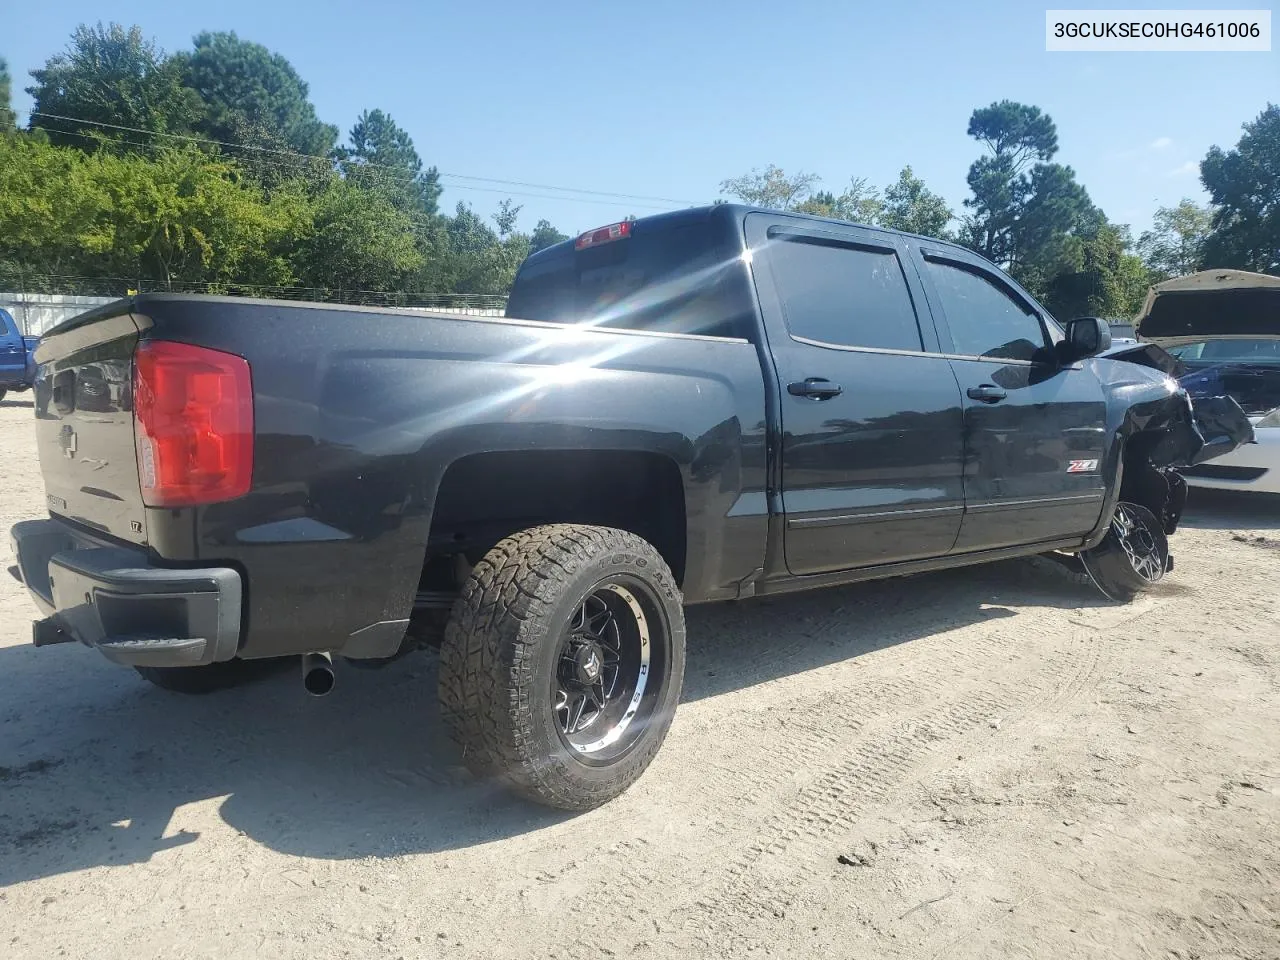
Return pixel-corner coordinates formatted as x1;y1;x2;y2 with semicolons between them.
33;307;146;545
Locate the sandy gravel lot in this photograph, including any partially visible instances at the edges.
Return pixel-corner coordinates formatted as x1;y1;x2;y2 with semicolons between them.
1;396;1278;960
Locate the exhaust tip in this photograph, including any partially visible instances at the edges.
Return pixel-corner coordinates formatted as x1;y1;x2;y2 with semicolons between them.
301;652;335;697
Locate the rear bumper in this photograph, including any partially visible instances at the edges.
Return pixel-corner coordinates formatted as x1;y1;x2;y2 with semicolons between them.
10;518;242;668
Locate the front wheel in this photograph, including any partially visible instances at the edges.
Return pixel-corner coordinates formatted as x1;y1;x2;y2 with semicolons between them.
439;524;685;810
1080;501;1170;602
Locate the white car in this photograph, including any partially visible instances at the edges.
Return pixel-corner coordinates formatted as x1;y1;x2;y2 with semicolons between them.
1137;270;1280;495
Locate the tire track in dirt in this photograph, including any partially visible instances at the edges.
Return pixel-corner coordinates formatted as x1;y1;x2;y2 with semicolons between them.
667;629;1114;955
547;594;1113;956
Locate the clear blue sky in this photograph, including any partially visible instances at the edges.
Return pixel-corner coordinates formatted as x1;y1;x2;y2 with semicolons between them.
7;1;1278;236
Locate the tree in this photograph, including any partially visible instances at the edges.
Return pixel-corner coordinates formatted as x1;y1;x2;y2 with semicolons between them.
25;23;201;148
491;198;522;237
1199;104;1280;275
961;102;1060;266
1041;222;1150;320
795;178;884;223
1138;199;1213;279
529;218;568;253
181;31;337;159
966;101;1057;172
90;147;302;288
720;164;820;210
339;108;441;215
880;166;953;238
0;133;108;280
427;201;534;295
291;176;422;291
960;101;1098;296
0;135;301;289
0;57;15;131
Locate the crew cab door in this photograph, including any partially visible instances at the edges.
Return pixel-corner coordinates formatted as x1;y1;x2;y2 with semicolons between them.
746;213;965;575
909;245;1108;551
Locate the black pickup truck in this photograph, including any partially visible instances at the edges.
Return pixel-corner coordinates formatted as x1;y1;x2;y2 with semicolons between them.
10;204;1251;809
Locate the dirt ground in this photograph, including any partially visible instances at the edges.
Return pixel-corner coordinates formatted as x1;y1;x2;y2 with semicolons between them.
1;396;1278;960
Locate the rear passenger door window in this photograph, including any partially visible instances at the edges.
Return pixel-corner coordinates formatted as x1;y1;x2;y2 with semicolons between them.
924;258;1048;362
766;232;924;352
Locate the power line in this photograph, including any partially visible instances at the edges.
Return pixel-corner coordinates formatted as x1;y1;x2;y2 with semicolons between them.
28;124;682;216
28;112;704;207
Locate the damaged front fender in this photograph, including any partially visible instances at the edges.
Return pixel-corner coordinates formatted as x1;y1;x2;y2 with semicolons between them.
1085;343;1255;545
1102;341;1255;470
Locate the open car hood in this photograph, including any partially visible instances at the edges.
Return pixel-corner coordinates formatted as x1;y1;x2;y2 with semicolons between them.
1136;270;1280;343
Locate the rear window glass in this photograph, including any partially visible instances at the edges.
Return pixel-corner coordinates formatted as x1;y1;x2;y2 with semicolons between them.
766;235;923;352
506;220;747;338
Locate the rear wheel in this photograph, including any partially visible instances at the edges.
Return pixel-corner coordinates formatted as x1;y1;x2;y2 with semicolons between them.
1080;501;1170;601
439;524;685;810
135;658;286;694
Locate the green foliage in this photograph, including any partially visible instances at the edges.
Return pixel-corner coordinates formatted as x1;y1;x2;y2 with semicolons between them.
1041;223;1151;320
0;135;299;287
966;101;1057;171
339;108;441;215
9;19;1272;310
723;165;951;236
291;175;422;290
529;219;569;253
1138;199;1213;279
2;22;580;300
1199;104;1280;275
795;178;884;223
180;31;338;158
720;164;821;210
25;23;201;148
880;166;953;238
0;133;105;277
491;198;522;237
960;102;1099;298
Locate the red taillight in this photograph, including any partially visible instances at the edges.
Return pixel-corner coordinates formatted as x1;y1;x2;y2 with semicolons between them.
574;220;633;250
133;341;253;507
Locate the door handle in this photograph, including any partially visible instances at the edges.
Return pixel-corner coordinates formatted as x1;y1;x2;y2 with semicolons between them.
788;378;843;400
967;384;1007;403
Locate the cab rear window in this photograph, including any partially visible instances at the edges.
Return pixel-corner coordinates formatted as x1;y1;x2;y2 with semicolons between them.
506;219;748;338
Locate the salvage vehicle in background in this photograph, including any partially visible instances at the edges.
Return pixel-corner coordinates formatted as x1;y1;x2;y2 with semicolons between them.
1137;270;1280;495
0;307;37;402
9;205;1254;810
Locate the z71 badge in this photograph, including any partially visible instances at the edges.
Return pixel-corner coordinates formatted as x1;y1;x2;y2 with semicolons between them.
1067;459;1100;473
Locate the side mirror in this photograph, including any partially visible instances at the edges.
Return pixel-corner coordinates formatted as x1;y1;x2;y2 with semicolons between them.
1061;316;1112;362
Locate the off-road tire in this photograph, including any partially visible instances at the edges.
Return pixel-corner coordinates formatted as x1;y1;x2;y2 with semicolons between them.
439;524;685;811
134;658;285;694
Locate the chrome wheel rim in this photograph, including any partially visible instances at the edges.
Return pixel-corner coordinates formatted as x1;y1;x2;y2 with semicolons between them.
1110;504;1164;583
552;582;654;757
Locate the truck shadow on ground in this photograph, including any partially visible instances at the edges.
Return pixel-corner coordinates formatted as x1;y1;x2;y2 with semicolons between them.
0;397;34;409
0;555;1108;886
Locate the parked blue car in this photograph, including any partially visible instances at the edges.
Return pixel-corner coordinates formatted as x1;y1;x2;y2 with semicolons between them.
0;308;37;400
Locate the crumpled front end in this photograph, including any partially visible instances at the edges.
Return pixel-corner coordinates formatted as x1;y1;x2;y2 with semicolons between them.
1095;343;1255;538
